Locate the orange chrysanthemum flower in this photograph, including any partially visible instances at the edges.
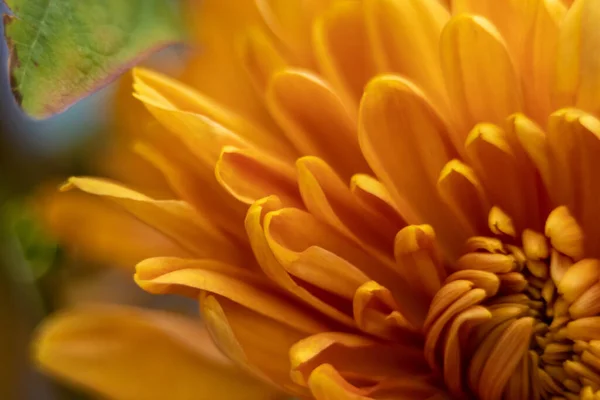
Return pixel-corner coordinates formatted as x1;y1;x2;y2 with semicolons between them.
36;0;600;398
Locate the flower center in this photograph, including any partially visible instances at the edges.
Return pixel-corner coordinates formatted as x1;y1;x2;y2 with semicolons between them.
424;207;600;399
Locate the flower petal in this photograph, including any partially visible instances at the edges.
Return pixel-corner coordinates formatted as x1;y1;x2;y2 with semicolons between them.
465;123;538;231
216;146;301;206
555;0;600;115
201;293;310;396
38;188;189;268
34;306;279;400
440;14;522;137
349;174;408;227
256;0;332;67
352;281;420;340
394;224;446;301
364;0;449;115
240;27;288;94
61;177;244;264
359;75;464;258
266;69;368;179
245;197;356;326
297;156;398;253
313;1;377;107
135;257;327;334
290;332;427;386
133;67;295;158
437;159;490;235
134;139;248;242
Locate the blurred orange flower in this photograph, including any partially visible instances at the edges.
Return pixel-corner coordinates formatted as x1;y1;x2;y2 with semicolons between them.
35;0;600;399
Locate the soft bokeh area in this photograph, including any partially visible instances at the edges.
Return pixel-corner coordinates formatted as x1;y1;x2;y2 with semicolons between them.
0;3;193;399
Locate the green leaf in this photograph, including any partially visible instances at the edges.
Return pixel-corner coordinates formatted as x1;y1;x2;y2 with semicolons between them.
3;0;185;119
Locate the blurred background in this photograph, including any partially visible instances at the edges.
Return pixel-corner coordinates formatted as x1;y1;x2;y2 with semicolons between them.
0;2;195;398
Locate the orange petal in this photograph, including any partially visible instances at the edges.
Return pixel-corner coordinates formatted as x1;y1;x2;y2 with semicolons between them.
201;293;310;396
554;0;600;115
437;159;490;236
452;1;565;122
359;75;464;258
133;67;295;158
135;257;327;334
308;364;372;400
264;207;402;295
511;113;553;204
240;27;289;94
133;100;250;168
307;364;443;400
297;156;399;253
290;332;426;386
465;123;536;231
573;114;600;254
216;146;301;207
179;0;268;125
546;108;587;216
349;174;408;228
284;246;370;300
440;14;522;137
245;197;356;326
364;0;450;117
313;1;377;107
62;177;244;264
352;281;420;340
34;306;279;400
266;69;368;179
38;188;188;268
545;206;584;260
134;139;248;243
256;0;332;67
394;225;446;301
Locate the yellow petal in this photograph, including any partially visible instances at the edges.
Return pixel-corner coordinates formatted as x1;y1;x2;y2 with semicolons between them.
282;246;370;300
135;257;326;334
38;188;189;268
437;159;490;235
452;1;565;123
546;108;587;216
266;69;368;179
349;174;408;227
307;364;443;400
216;146;301;207
440;14;522;137
511;113;553;204
256;0;332;67
394;224;446;301
359;75;465;258
264;207;402;295
574;114;600;255
554;0;600;115
466;123;540;231
352;280;420;340
34;306;279;400
290;332;426;386
245;197;356;326
240;27;289;93
308;364;372;400
297;156;398;253
545;205;584;260
134;138;248;243
313;1;377;107
201;293;310;396
179;0;268;125
134;100;250;168
62;177;243;264
364;0;450;116
133;67;295;158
